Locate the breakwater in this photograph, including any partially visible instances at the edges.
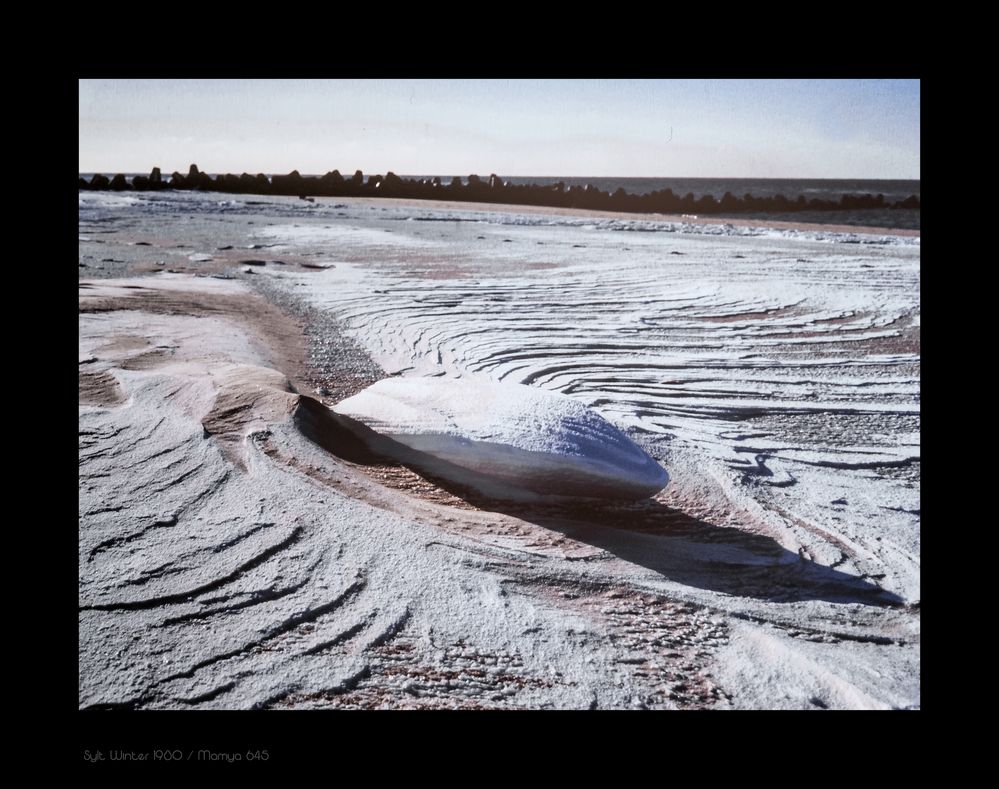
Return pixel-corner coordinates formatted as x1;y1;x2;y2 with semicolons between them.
79;164;920;215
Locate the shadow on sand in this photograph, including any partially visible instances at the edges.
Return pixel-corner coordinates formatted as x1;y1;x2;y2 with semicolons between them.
295;396;904;607
479;497;904;607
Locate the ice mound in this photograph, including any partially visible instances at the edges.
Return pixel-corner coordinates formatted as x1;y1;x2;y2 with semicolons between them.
332;377;669;500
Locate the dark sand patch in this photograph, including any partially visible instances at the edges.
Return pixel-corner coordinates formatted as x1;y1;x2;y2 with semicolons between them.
96;334;151;354
79;369;126;406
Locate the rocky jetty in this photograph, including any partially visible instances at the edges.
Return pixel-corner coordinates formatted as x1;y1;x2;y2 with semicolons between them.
79;164;921;216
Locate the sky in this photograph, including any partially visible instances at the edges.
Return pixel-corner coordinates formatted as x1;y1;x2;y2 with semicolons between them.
79;79;919;179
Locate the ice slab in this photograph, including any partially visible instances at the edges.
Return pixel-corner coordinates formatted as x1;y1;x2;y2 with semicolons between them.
332;377;669;500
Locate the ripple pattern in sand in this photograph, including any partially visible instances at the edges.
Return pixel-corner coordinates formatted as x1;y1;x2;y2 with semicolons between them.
267;221;920;601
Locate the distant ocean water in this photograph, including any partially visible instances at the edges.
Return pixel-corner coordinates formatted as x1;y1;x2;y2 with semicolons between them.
80;173;919;202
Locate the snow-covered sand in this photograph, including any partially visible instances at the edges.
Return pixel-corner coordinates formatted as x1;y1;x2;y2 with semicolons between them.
79;192;920;709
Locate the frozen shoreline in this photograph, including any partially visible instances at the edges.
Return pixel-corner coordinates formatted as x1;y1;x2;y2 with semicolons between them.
79;194;920;709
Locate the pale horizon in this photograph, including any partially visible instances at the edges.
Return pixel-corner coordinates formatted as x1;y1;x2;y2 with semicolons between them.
79;79;920;181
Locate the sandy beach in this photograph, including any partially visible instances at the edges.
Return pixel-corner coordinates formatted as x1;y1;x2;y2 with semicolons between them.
79;191;920;709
